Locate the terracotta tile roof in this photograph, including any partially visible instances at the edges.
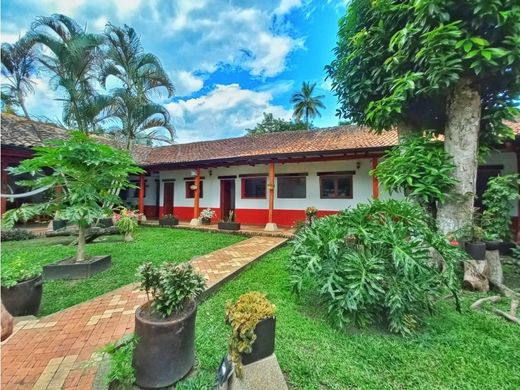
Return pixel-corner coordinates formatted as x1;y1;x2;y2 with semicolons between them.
145;126;399;166
1;113;152;163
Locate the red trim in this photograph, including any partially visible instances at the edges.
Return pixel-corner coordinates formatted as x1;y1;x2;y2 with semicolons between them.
372;157;379;199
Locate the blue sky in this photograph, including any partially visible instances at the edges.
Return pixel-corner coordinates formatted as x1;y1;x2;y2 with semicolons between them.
1;0;347;143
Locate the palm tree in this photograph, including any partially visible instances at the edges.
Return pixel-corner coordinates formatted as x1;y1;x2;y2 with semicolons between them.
290;81;326;129
1;35;38;119
101;23;175;148
30;14;110;133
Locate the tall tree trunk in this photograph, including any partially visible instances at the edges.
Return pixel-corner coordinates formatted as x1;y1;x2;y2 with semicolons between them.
77;225;86;262
437;77;481;235
17;92;30;119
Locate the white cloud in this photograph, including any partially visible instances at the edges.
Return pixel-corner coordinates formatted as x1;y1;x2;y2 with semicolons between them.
24;76;63;123
40;0;87;17
172;71;204;97
165;83;292;143
92;15;108;31
274;0;302;15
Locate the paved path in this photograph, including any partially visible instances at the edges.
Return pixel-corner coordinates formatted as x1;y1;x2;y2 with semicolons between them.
1;236;287;389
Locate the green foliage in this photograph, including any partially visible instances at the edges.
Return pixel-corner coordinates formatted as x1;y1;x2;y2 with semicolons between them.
225;292;276;377
481;174;520;241
512;246;520;260
372;134;457;206
103;335;138;387
246;112;308;135
137;262;206;318
290;200;464;335
326;0;520;146
1;256;42;288
0;228;36;242
290;82;326;128
114;208;138;234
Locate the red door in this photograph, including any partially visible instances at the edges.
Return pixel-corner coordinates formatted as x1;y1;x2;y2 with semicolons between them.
220;180;235;220
163;182;174;215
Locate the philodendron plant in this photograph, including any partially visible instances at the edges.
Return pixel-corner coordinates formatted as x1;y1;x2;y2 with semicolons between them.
2;132;143;262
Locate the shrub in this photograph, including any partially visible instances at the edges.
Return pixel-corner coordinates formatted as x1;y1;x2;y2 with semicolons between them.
0;228;36;242
114;208;138;234
481;174;520;241
103;335;138;387
137;262;206;318
290;199;464;335
1;256;42;288
225;292;276;377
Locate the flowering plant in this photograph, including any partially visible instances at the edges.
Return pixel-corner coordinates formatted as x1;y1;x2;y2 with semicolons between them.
114;208;138;235
199;208;215;220
305;206;318;217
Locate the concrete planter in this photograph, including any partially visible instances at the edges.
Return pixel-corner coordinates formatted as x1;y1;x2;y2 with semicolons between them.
218;222;241;231
43;255;111;280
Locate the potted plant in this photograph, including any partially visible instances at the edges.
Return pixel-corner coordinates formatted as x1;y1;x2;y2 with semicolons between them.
133;262;206;388
97;213;114;228
218;210;240;231
114;208;138;242
159;214;179;227
2;133;143;280
461;223;486;260
199;208;215;225
305;206;318;225
52;218;67;231
483;232;501;251
225;292;277;377
1;257;43;316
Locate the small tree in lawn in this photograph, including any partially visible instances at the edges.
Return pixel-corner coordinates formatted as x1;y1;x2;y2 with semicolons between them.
326;0;520;234
2;132;143;262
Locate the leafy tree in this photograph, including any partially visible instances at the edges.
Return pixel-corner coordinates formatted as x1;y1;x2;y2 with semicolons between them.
290;81;326;128
1;35;38;119
372;134;458;217
246;112;308;135
31;14;111;134
481;174;520;241
290;199;463;336
101;23;174;148
326;0;520;234
2;133;143;262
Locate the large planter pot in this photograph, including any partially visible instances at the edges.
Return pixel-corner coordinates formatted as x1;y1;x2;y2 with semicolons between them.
133;301;198;388
1;275;43;316
98;218;113;228
218;222;241;231
499;241;515;256
52;219;67;231
43;255;111;280
484;240;502;251
159;217;179;227
465;241;486;260
201;217;211;225
241;317;276;366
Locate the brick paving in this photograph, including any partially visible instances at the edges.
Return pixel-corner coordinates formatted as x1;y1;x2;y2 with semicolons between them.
1;236;286;389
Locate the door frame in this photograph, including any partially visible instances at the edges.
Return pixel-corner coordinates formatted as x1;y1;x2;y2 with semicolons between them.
220;179;236;220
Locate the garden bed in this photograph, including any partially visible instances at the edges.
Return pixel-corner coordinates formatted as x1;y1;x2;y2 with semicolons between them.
1;227;244;316
172;247;520;389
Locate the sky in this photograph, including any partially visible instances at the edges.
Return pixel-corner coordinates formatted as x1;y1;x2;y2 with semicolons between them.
1;0;348;144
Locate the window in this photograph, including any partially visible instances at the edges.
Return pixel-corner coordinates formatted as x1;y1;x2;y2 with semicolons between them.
185;180;203;198
320;175;352;199
241;177;266;198
277;176;306;198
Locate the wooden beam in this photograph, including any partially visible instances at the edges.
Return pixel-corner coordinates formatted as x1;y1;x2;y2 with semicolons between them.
193;168;201;219
372;157;379;199
268;162;275;224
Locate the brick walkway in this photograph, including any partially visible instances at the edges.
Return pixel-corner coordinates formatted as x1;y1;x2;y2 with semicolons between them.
1;236;286;389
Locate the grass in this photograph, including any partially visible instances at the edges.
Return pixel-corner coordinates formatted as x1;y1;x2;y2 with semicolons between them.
1;227;244;316
176;246;520;390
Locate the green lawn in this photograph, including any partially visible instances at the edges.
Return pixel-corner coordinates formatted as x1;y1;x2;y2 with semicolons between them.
1;227;244;316
177;247;520;390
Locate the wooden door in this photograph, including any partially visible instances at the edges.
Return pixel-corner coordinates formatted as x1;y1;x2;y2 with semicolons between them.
475;165;503;212
163;182;174;215
220;180;235;220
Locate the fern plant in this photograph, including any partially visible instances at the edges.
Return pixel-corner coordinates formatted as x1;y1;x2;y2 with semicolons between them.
290;199;464;336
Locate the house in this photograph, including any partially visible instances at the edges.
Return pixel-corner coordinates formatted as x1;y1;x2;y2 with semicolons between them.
1;113;519;238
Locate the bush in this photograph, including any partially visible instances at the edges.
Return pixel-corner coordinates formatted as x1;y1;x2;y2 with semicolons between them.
137;262;206;318
290;199;464;335
1;256;42;288
1;228;36;242
103;335;138;387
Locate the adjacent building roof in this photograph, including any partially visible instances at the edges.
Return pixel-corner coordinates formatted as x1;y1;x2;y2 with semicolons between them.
2;113;519;168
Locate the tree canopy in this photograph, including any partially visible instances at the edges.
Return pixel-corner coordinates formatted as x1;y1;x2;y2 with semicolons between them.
246;112;308;135
326;0;520;145
291;81;326;129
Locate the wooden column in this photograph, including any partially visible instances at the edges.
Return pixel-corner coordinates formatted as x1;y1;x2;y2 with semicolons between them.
193;168;201;219
138;174;145;215
371;157;379;199
265;162;278;231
